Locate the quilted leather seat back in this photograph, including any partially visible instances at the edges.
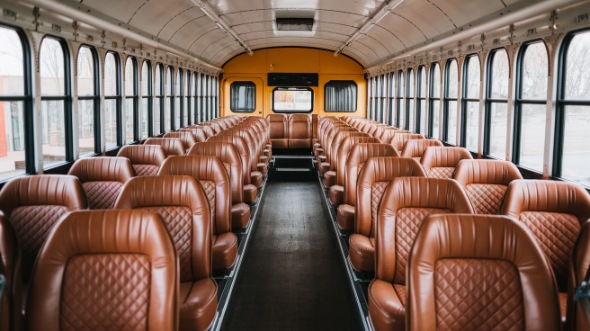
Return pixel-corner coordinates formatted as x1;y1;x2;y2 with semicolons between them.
117;145;166;176
68;157;135;210
390;133;425;152
400;139;444;161
158;155;231;237
114;176;211;283
453;159;523;215
344;143;399;206
356;157;427;237
407;214;561;331
164;131;197;151
0;175;86;283
420;146;473;179
144;137;186;157
568;221;590;331
501;180;590;290
188;142;243;204
336;136;379;186
376;177;474;284
26;210;178;331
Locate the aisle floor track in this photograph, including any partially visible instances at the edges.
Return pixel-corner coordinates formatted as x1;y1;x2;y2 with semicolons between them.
221;157;363;330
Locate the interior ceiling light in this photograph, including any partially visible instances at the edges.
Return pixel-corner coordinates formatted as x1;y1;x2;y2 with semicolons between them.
276;18;314;32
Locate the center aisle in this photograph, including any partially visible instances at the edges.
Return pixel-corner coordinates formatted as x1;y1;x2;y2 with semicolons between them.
222;167;362;330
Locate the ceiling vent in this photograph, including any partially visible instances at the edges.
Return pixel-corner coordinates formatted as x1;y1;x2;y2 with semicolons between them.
276;18;314;32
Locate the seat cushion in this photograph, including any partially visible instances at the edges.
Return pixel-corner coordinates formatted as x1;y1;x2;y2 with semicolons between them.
251;171;263;188
368;280;406;331
337;204;355;231
323;171;336;188
212;232;238;270
243;184;257;204
231;202;250;229
349;234;375;272
179;279;218;331
329;184;343;205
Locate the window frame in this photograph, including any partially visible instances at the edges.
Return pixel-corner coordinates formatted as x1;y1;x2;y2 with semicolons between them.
443;59;459;144
141;60;153;139
271;87;314;113
77;45;100;156
396;70;405;128
416;65;427;135
428;62;441;138
324;80;358;113
484;48;509;158
124;56;138;144
405;68;415;131
461;54;481;151
230;81;257;113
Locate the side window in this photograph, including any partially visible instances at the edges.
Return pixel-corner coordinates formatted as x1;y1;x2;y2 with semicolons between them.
485;49;509;159
174;69;182;129
154;64;163;135
443;59;459;144
417;66;427;135
124;56;137;144
77;46;98;156
140;60;151;139
429;63;441;139
387;72;395;126
396;71;404;128
406;68;414;131
230;81;256;113
324;80;357;112
165;67;172;132
40;37;70;165
0;26;29;180
514;42;548;172
104;52;120;150
462;55;481;152
272;87;313;113
555;31;590;187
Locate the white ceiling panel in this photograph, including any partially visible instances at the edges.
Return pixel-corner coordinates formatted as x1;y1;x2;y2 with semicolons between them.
49;0;545;68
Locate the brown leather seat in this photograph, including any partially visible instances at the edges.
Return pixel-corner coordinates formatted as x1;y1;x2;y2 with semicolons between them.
158;155;238;270
268;114;289;149
311;114;319;146
328;136;380;206
568;220;590;331
336;144;399;231
181;127;208;142
164;131;197;152
288;114;312;148
208;134;258;204
453;159;523;214
420;146;473;178
318;127;357;175
114;176;217;331
188;142;251;229
196;124;216;139
390;132;425;152
144;137;186;157
375;128;397;144
323;130;369;188
0;212;20;331
68;157;135;209
400;138;443;162
0;175;86;304
228;129;265;185
501;179;590;322
26;210;178;331
368;177;474;330
349;157;427;272
405;214;561;331
117;144;167;176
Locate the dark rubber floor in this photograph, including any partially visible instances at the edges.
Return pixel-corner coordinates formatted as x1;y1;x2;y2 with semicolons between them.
222;163;362;330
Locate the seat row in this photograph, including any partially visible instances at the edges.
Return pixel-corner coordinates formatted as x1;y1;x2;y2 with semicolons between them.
315;115;590;330
267;113;319;149
0;115;272;331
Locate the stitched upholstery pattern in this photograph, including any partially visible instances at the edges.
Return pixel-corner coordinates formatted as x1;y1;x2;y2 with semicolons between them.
11;205;68;267
435;259;524;331
61;254;151;331
428;167;454;179
465;184;507;215
201;181;216;223
141;206;193;282
394;284;406;307
520;211;580;287
370;182;389;237
83;182;123;209
134;164;159;177
394;207;449;284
